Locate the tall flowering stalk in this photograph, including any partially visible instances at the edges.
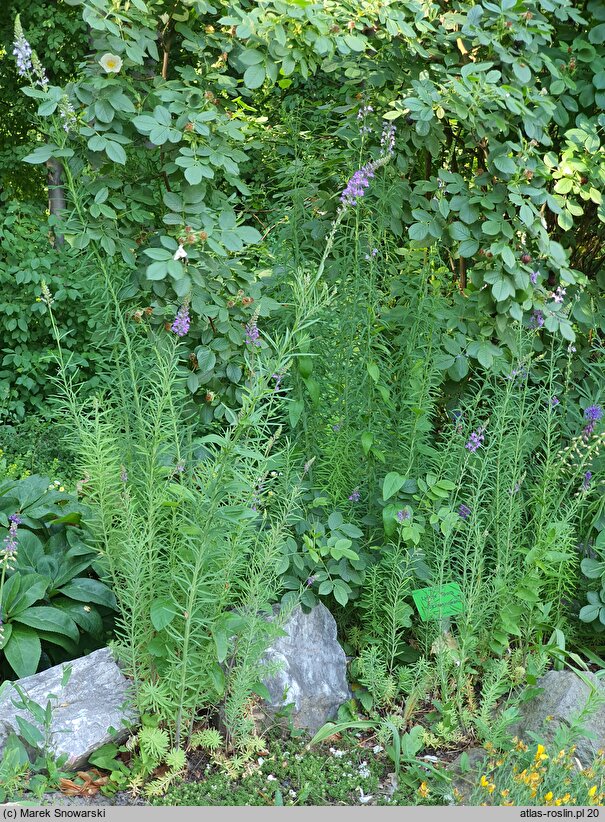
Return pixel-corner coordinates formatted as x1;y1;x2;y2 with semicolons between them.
0;514;22;641
315;122;397;281
13;16;48;89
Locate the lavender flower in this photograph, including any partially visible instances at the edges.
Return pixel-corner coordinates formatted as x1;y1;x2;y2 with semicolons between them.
551;396;560;407
245;319;261;346
380;123;396;154
529;309;544;329
341;163;376;207
553;286;566;304
171;303;190;337
465;429;484;453
272;373;283;391
582;471;593;491
396;509;410;522
357;105;374;120
348;488;361;502
458;504;471;520
583;404;603;439
305;576;317;587
13;17;32;76
3;514;21;555
530;271;539;285
584;405;603;423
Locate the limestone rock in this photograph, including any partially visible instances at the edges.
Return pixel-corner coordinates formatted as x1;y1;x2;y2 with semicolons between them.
0;647;137;769
259;603;350;734
515;670;605;764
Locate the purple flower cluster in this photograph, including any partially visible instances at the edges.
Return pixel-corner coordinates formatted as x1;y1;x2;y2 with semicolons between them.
529;309;544;329
245;319;261;347
458;504;471;520
396;509;410;522
3;514;21;556
341;164;376;207
530;271;539;285
583;404;603;439
551;396;560;408
340;124;397;208
582;471;593;491
380;123;396;154
465;429;484;453
553;286;566;304
348;488;361;502
13;28;32;76
171;304;190;337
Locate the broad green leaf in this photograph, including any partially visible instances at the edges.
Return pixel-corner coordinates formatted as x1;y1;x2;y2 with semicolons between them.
4;626;41;678
243;64;266;89
383;472;405;501
58;578;117;608
105;141;126;165
13;606;79;642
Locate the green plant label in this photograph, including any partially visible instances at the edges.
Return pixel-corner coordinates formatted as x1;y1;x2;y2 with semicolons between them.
412;583;464;621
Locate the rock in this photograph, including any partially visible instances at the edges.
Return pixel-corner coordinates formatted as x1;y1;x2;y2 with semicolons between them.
446;747;488;803
514;670;605;764
0;647;137;769
258;603;350;734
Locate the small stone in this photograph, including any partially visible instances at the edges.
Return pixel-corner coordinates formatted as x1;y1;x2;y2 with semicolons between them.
0;647;137;770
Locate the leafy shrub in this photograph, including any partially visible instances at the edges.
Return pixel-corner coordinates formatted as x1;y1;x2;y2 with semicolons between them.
0;474;115;679
0;200;106;421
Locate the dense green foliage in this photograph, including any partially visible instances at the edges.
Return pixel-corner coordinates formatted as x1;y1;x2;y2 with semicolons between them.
2;0;605;806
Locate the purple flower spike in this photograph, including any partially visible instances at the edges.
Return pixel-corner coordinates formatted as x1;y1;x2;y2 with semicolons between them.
13;21;32;76
530;271;539;285
582;471;593;491
584;405;603;423
171;304;190;337
458;504;471;520
465;429;484;453
348;489;361;502
245;320;261;347
529;310;544;329
396;509;410;522
341;164;376;207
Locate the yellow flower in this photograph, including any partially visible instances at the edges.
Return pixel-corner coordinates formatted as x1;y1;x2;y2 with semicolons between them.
535;744;548;762
544;792;554;804
479;775;495;794
589;786;598;799
514;738;528;752
99;53;123;73
418;782;430;798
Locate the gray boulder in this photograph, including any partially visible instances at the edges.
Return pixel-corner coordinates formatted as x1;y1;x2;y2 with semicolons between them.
259;603;350;734
515;670;605;764
0;647;136;769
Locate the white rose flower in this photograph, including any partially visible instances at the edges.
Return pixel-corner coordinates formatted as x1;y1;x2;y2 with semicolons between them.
99;53;123;73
